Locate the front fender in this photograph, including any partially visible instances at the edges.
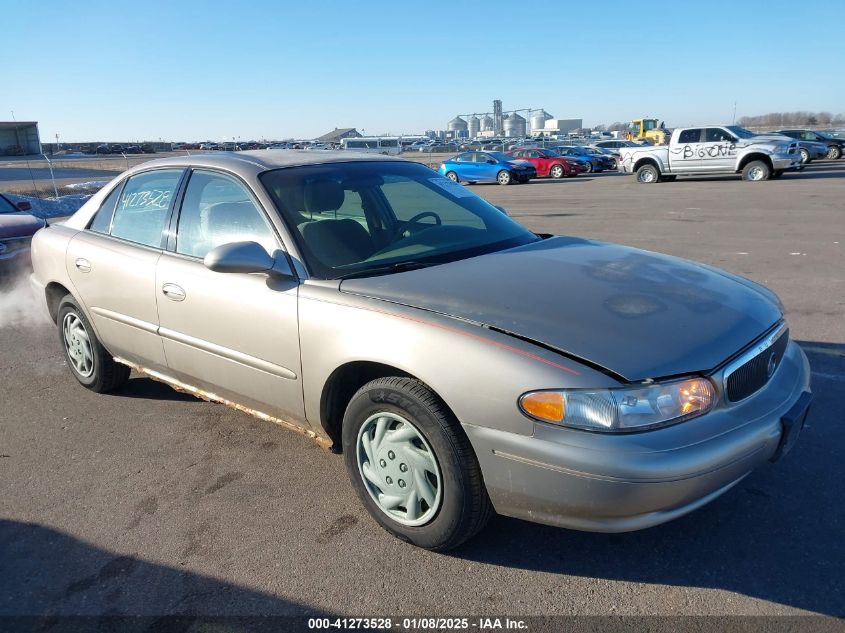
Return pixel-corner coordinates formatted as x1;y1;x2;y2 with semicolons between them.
297;284;615;437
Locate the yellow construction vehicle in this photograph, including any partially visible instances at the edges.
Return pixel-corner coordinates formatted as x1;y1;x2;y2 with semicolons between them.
625;118;670;145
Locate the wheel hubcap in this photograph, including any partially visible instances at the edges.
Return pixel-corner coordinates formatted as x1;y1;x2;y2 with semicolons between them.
62;312;94;377
447;173;457;182
356;412;442;527
498;172;509;184
640;169;655;182
749;166;764;181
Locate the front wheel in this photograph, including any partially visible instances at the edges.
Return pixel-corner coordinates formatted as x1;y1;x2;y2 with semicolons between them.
799;148;810;164
742;160;770;182
496;170;512;185
342;377;493;551
57;295;130;392
550;164;565;178
635;164;660;183
584;161;594;173
827;146;842;160
445;171;459;183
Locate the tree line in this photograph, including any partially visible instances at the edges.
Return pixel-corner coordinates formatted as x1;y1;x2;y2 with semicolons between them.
593;113;844;131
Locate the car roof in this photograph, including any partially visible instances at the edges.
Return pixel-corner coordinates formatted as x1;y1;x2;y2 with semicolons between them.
124;150;405;179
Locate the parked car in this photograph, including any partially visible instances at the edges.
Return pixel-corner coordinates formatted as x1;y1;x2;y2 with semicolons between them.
0;193;45;272
438;151;536;184
552;146;614;172
619;125;802;182
200;142;221;150
29;151;811;550
776;129;844;160
141;143;156;154
110;144;125;154
95;144;111;155
507;148;587;178
125;145;142;154
595;139;640;150
585;146;622;169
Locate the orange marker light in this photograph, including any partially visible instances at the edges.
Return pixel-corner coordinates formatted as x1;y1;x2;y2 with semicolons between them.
520;392;565;423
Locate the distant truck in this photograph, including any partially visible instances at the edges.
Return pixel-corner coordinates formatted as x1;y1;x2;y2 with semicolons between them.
618;125;802;183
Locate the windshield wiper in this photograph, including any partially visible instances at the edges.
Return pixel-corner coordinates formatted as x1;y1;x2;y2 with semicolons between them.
336;261;439;281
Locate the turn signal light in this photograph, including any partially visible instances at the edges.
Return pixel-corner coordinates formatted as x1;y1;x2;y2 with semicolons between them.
519;392;565;423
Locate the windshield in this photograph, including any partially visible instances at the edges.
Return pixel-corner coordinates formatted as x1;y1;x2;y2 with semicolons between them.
726;126;756;139
0;195;16;213
260;161;539;280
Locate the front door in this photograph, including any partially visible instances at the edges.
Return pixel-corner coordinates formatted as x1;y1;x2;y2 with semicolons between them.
700;128;738;171
154;169;304;421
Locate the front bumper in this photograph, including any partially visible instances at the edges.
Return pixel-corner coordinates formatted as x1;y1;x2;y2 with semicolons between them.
772;152;803;171
464;340;811;532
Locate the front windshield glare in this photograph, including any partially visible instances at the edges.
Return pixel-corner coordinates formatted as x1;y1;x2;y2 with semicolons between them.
726;126;755;139
260;162;538;279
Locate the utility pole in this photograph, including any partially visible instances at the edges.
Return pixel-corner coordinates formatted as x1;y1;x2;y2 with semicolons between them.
732;101;737;124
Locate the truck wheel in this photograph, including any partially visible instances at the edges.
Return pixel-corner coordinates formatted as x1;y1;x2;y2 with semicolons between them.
827;146;842;160
496;170;512;185
57;295;130;392
635;164;660;183
550;164;564;178
342;377;493;551
742;160;770;182
799;148;810;164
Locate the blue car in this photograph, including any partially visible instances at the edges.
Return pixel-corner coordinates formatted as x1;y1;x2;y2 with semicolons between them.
552;146;614;173
438;151;536;185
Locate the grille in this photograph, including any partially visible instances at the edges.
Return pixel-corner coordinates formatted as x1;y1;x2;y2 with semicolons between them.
725;328;789;402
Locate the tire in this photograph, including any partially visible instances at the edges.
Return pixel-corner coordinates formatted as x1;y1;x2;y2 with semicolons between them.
445;171;459;183
550;164;565;179
799;148;810;164
827;146;842;160
496;170;512;185
741;160;770;182
342;377;493;551
584;161;594;173
635;163;660;183
57;295;130;392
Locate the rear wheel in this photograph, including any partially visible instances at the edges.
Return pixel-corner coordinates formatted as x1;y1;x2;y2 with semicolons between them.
57;295;129;392
496;170;512;185
827;146;842;160
742;160;770;182
584;161;594;173
445;171;458;182
550;164;564;179
635;164;660;183
342;377;493;551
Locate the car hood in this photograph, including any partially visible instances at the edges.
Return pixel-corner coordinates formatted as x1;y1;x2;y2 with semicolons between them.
0;213;45;239
340;237;782;382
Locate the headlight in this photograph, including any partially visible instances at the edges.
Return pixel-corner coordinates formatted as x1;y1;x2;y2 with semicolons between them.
519;377;715;432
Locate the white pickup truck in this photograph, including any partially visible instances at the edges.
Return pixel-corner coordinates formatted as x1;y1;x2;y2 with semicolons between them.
618;125;802;183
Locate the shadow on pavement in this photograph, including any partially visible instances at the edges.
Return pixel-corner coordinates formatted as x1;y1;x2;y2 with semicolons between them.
0;519;333;620
453;341;844;617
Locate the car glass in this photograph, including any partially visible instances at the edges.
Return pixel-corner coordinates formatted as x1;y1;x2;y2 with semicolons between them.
110;169;182;248
176;170;278;259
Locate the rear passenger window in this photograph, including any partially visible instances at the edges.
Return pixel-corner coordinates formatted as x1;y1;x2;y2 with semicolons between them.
88;185;122;234
678;129;702;144
176;170;278;259
110;170;183;248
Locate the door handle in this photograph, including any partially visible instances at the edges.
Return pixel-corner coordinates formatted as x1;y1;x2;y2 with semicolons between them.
161;283;186;302
75;258;92;273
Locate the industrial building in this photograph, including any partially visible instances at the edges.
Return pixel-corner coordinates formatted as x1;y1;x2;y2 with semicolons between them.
0;121;41;155
315;127;362;144
445;101;583;140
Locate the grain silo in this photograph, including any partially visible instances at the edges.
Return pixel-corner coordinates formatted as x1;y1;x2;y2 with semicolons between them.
504;112;527;138
468;116;480;138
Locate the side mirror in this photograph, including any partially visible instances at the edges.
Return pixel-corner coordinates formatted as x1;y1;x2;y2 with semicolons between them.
204;241;292;278
16;201;32;211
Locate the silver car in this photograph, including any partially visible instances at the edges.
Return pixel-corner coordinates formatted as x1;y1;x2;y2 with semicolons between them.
29;151;812;550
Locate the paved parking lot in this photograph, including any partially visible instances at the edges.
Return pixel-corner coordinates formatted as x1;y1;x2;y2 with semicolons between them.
1;159;843;619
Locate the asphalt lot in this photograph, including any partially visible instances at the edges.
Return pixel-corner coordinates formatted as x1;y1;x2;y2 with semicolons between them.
1;159;843;620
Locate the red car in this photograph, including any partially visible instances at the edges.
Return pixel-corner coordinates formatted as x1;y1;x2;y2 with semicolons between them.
507;148;587;178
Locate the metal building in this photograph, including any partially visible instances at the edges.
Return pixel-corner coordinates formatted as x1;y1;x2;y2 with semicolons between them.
480;115;494;132
529;110;553;133
503;113;527;138
468;116;480;138
0;121;41;156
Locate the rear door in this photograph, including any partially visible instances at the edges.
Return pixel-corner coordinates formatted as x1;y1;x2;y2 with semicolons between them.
65;168;185;370
154;168;304;421
672;128;705;171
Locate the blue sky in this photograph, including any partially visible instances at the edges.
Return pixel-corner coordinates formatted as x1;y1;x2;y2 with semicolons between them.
2;0;843;141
